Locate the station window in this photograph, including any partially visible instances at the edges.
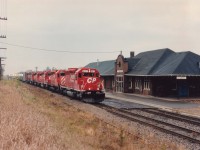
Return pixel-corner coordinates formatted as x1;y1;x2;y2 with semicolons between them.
112;80;115;87
135;78;141;89
117;61;121;67
144;79;150;90
128;78;132;89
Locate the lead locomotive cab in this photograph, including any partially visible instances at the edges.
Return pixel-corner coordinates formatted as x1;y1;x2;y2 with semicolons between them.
74;68;105;103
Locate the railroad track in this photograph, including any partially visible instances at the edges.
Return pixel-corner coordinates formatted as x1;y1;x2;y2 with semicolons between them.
95;104;200;144
135;108;200;126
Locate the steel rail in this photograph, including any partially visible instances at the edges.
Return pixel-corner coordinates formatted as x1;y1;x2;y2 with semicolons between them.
101;105;200;135
96;104;200;144
138;109;200;126
153;109;200;122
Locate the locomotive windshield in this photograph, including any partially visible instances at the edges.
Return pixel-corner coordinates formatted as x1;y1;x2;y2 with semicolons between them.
60;73;65;76
78;69;100;78
82;73;95;77
48;72;54;76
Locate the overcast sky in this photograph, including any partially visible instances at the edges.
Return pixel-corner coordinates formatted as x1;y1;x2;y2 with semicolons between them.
0;0;200;74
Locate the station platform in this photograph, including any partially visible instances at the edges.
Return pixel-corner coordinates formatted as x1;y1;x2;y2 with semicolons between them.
105;92;200;117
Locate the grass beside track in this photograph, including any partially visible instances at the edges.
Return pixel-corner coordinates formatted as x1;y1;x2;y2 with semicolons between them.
0;80;182;150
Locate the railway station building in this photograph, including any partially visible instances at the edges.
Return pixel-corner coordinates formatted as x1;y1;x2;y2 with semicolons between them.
86;48;200;98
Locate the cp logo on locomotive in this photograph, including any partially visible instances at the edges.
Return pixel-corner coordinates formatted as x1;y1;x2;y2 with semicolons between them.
87;78;96;83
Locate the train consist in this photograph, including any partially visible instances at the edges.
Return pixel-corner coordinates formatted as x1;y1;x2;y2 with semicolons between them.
22;67;105;103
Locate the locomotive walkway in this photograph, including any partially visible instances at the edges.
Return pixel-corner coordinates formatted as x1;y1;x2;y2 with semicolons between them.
105;92;200;117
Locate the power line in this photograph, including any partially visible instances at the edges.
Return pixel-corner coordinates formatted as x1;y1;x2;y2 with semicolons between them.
0;41;121;53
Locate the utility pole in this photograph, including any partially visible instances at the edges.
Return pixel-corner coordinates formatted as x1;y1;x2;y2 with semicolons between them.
0;0;7;80
0;57;5;80
0;57;1;80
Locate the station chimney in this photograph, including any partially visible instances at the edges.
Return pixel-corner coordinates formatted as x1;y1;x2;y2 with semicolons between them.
130;51;135;58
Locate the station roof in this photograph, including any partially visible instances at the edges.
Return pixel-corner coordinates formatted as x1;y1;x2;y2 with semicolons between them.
85;60;115;76
85;48;200;76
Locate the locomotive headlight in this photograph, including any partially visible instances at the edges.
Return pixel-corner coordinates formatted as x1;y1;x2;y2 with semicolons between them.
89;88;91;90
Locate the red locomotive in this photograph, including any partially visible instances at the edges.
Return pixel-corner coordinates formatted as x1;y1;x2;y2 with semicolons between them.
47;69;67;91
37;71;45;86
43;70;53;89
60;68;104;103
24;67;105;103
26;72;32;83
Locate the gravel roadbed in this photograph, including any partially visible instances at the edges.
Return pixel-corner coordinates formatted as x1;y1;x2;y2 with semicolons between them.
45;91;199;150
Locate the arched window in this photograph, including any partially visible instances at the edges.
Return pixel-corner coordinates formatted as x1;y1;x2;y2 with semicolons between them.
118;62;121;67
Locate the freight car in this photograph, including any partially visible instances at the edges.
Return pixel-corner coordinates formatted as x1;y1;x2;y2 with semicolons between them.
23;67;105;103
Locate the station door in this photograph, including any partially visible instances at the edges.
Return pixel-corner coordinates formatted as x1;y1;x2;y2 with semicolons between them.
116;76;124;93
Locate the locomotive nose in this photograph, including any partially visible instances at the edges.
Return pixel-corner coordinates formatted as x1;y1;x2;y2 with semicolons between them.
84;77;100;91
87;85;97;91
87;86;99;91
86;77;97;84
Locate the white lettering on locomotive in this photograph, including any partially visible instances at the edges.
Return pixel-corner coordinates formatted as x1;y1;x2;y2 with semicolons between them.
87;78;96;83
82;70;89;73
91;70;95;73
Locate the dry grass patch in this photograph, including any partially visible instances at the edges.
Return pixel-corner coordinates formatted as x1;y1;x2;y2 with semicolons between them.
0;80;182;150
0;80;87;150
